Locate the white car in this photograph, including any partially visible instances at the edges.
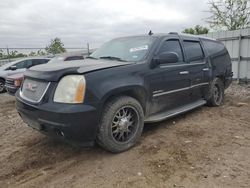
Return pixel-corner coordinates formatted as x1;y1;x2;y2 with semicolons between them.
0;57;50;93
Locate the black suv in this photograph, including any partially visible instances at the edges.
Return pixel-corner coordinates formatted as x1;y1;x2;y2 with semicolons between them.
16;33;232;153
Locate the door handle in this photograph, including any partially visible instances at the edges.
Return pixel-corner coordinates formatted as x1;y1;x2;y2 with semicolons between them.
179;71;189;75
202;68;209;71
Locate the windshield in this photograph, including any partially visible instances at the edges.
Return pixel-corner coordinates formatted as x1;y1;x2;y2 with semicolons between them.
90;36;155;62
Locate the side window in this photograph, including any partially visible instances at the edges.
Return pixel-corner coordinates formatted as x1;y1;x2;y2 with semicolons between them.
202;40;225;56
158;39;184;62
32;59;48;66
183;41;204;62
15;60;33;69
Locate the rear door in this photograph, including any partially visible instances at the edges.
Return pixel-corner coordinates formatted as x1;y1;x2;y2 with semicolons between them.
31;59;49;68
181;37;210;101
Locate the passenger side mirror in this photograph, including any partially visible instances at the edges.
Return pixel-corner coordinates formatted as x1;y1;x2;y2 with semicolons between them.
151;52;179;68
10;66;17;71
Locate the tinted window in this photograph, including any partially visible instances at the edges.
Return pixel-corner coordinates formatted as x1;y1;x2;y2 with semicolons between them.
32;59;49;66
15;60;32;69
183;41;204;62
158;39;184;62
202;40;225;56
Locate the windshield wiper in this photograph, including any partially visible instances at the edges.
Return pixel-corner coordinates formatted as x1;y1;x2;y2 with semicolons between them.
99;56;127;62
86;56;98;60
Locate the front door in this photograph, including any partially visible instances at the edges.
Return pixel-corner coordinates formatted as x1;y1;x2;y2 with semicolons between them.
147;38;192;116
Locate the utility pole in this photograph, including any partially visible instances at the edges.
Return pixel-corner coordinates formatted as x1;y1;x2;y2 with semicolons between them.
6;46;10;62
87;43;90;56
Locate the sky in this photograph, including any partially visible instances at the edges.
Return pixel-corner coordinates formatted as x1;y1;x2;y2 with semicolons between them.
0;0;210;50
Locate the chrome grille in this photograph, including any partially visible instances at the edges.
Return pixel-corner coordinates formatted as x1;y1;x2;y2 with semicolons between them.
20;78;50;103
5;78;14;86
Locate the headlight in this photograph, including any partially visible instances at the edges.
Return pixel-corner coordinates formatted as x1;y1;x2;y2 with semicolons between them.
54;75;86;104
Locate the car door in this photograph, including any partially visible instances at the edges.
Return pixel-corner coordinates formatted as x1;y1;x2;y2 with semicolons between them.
181;39;210;101
7;60;31;76
147;37;192;116
31;59;49;68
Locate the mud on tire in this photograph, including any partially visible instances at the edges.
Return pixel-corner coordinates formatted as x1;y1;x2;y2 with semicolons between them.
207;77;225;106
97;96;144;153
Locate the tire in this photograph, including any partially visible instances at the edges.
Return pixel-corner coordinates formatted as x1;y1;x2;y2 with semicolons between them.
207;77;224;106
0;79;5;93
97;96;144;153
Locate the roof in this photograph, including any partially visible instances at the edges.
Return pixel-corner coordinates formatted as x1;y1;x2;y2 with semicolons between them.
115;32;216;41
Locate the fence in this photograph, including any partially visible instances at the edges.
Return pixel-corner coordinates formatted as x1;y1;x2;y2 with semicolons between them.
203;28;250;81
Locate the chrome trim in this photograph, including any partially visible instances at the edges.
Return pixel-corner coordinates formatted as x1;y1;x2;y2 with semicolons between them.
20;82;51;104
202;68;210;71
160;62;206;68
145;100;206;123
153;82;209;97
190;82;209;88
179;71;189;75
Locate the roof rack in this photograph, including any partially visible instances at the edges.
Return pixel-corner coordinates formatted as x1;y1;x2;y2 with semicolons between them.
169;32;178;35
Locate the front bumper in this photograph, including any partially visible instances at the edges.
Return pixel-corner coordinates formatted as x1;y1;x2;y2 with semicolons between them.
6;85;19;96
16;94;100;146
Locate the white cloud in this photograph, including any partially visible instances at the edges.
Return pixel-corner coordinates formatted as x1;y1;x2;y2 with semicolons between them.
0;0;210;50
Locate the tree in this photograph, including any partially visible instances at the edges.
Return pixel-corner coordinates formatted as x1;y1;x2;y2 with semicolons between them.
28;51;36;57
182;25;209;35
37;49;47;56
206;0;250;30
0;49;3;59
45;37;66;54
9;51;27;58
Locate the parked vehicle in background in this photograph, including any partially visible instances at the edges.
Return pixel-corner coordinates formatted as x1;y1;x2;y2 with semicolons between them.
0;58;51;93
48;54;84;64
16;33;232;153
5;73;24;95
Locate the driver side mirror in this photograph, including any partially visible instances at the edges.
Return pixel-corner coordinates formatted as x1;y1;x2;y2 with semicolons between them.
151;52;179;68
9;66;17;71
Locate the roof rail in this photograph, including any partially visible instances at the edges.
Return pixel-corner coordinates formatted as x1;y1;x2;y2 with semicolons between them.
169;32;178;35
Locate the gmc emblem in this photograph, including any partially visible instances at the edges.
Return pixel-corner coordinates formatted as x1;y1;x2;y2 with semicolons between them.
25;83;37;92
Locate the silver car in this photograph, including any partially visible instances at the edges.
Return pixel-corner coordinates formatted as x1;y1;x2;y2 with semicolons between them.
0;57;50;93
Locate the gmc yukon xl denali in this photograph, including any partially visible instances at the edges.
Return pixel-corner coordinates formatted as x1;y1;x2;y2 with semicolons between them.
16;33;232;153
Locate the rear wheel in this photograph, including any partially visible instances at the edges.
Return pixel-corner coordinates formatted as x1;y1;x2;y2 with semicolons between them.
207;78;224;106
97;96;144;153
0;79;5;93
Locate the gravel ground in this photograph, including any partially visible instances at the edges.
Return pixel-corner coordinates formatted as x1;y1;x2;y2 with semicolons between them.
0;82;249;188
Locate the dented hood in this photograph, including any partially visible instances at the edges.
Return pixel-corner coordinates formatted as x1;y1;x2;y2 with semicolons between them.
24;59;132;81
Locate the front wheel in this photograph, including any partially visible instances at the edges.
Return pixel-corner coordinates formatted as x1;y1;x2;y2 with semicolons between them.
0;79;5;93
207;78;224;106
97;96;144;153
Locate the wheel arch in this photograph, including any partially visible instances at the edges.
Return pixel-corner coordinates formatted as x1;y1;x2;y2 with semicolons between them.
100;85;148;115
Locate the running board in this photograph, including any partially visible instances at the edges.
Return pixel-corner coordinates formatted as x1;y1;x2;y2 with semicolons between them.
145;99;206;123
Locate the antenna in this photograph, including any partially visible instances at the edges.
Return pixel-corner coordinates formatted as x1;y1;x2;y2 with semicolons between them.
148;30;153;36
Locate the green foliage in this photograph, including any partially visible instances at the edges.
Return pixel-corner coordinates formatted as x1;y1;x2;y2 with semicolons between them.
37;49;47;56
45;38;66;54
206;0;250;30
0;50;27;60
182;25;209;35
0;49;3;59
28;51;36;57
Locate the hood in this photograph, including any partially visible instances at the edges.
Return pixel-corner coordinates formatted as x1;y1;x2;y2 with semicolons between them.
25;59;132;81
7;73;24;80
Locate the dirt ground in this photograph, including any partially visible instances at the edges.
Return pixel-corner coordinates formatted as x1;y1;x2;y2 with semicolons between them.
0;82;249;188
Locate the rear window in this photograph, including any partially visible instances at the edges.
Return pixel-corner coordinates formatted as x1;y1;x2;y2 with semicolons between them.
183;41;204;62
202;40;225;56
